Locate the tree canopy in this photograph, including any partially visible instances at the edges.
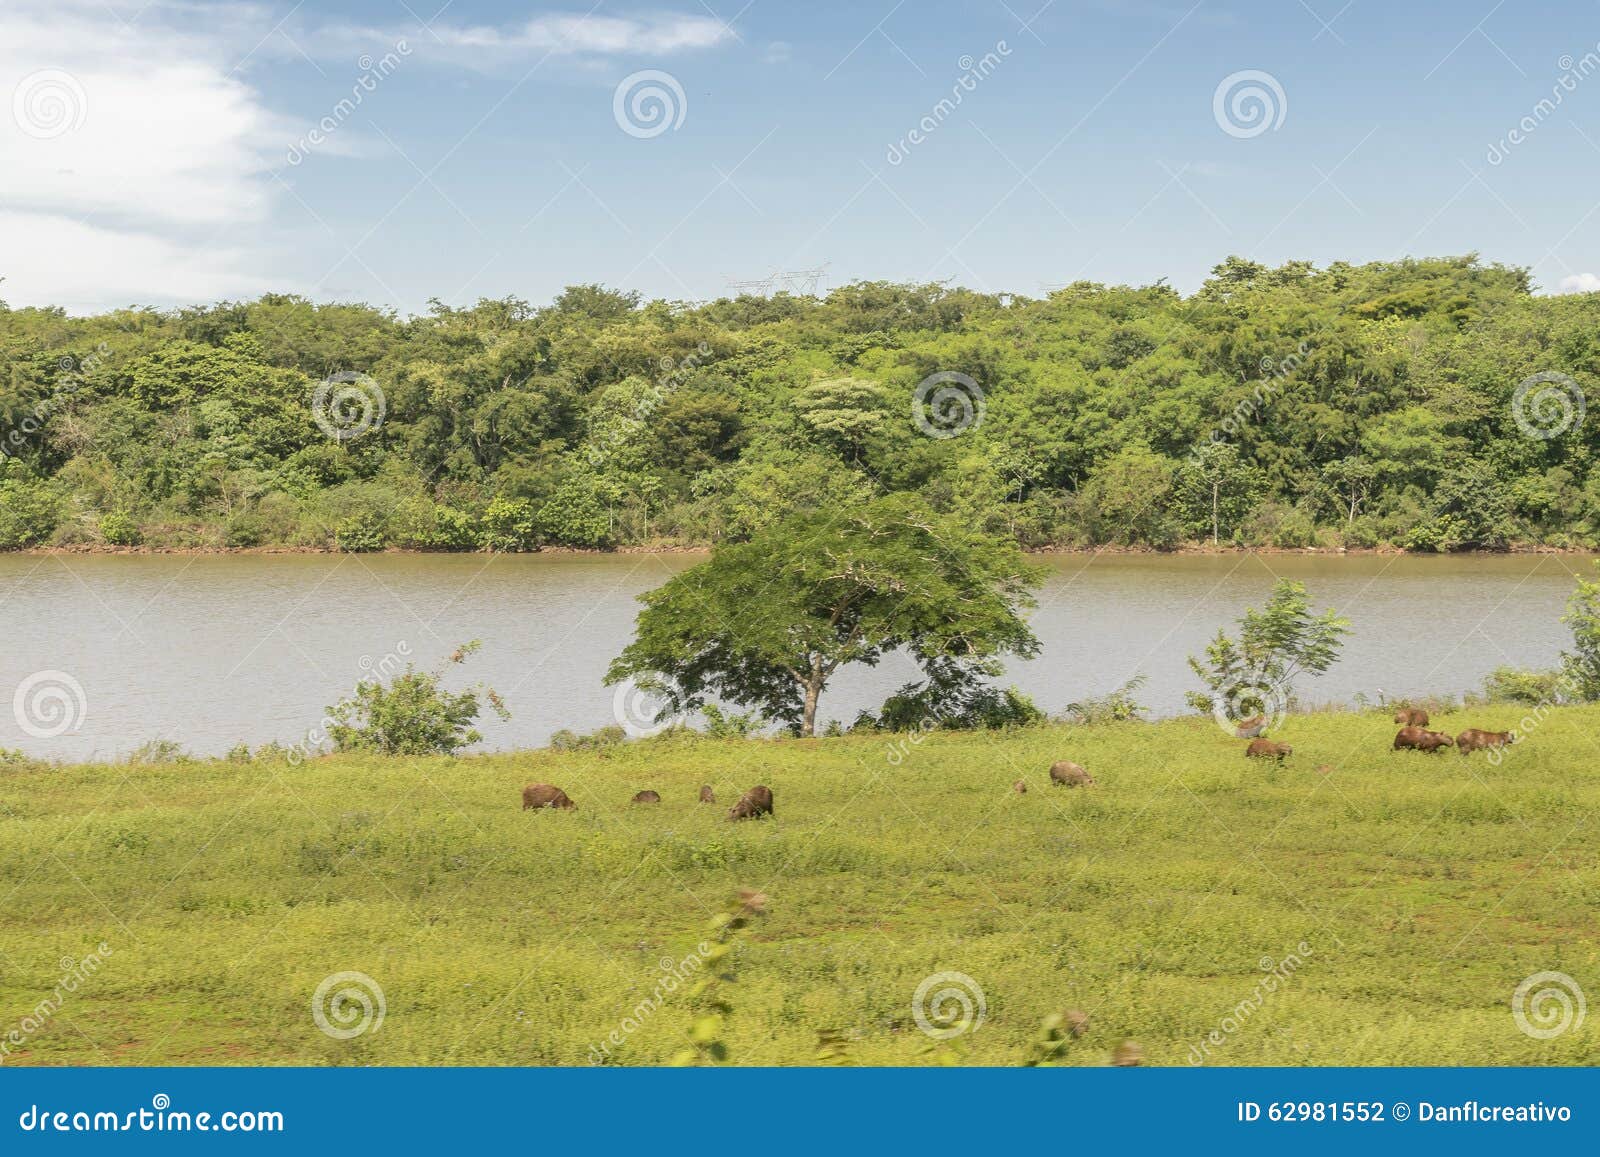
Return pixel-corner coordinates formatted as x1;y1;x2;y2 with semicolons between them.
1;255;1594;554
604;494;1040;736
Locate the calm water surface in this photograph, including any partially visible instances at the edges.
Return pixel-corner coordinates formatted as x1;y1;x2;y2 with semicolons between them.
1;551;1591;760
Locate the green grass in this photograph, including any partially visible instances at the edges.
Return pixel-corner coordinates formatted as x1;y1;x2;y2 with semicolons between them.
3;706;1600;1067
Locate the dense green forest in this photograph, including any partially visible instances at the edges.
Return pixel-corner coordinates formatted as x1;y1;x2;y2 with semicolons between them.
2;254;1596;553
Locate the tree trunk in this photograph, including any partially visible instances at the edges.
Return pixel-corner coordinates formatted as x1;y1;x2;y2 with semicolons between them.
799;656;825;737
1211;481;1220;546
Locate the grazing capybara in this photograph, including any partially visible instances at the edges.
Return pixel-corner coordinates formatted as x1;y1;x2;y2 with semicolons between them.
1049;760;1095;787
1012;779;1028;794
1394;707;1430;727
1245;738;1292;761
522;783;576;810
727;785;774;821
1394;726;1454;753
632;790;661;804
1065;1009;1090;1038
1234;714;1268;739
1111;1041;1143;1067
1456;728;1512;755
698;784;716;804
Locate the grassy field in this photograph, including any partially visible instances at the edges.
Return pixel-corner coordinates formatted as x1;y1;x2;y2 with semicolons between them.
3;705;1599;1067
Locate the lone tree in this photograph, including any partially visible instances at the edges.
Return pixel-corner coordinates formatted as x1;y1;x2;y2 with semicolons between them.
1186;579;1349;720
605;494;1041;737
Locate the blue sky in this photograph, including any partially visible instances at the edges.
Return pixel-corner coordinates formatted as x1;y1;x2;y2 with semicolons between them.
4;0;1600;312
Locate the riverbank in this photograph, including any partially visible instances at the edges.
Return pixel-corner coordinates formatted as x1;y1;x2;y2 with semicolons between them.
2;708;1594;1066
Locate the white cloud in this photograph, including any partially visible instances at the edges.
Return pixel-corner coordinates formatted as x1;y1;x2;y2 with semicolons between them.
1556;272;1600;294
0;0;294;310
304;12;732;68
0;212;278;311
0;2;732;311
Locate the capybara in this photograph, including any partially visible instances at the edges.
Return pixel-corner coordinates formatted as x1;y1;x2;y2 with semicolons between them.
1394;707;1429;727
1394;726;1453;752
632;790;661;804
1245;738;1292;761
698;784;716;804
522;783;576;810
1012;779;1028;794
1065;1009;1089;1038
727;785;774;820
1234;714;1268;739
1049;760;1095;787
1456;728;1512;755
1111;1041;1143;1067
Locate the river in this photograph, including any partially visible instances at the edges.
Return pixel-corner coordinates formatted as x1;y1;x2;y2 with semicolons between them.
0;551;1588;760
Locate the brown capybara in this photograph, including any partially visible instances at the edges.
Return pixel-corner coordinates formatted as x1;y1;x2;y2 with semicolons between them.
1456;728;1512;755
727;785;774;821
522;783;576;810
1394;707;1430;727
632;790;661;804
1394;726;1453;753
1245;738;1292;761
1234;714;1268;738
1065;1009;1090;1038
1111;1040;1143;1067
698;784;716;804
1049;760;1095;787
1012;779;1028;794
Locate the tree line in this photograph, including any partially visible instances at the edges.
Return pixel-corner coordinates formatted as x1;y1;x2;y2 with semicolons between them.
2;254;1596;553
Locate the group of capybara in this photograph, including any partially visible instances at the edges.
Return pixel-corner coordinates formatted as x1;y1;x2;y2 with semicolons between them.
1029;705;1519;793
520;705;1515;818
521;780;774;820
1232;704;1513;763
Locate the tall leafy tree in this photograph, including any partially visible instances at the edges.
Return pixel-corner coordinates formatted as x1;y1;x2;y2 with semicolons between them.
606;494;1040;736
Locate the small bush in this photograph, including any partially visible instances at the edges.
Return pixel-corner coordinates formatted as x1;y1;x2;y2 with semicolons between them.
127;739;189;764
334;512;388;552
1062;675;1148;724
99;510;143;546
549;724;627;752
1482;665;1566;705
479;497;538;551
325;641;510;756
701;703;764;738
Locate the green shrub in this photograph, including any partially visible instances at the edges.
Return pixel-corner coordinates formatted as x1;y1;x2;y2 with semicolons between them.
548;724;627;751
701;703;764;737
1062;675;1149;724
1482;666;1566;705
325;641;509;756
479;496;538;552
0;472;60;548
99;510;143;546
334;512;388;552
